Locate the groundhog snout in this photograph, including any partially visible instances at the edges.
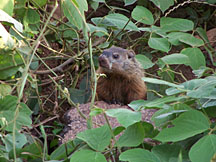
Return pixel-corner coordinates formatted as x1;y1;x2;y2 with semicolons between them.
98;55;110;69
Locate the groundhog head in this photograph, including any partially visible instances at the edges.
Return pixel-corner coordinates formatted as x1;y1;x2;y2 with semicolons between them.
98;46;137;75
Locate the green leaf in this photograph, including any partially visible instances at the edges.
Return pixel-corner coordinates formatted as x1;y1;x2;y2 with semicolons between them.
189;135;216;162
120;148;160;162
0;50;24;80
181;48;206;70
77;125;111;151
92;0;105;2
20;142;43;160
70;149;106;162
0;84;12;97
124;0;137;6
155;110;210;142
150;0;174;13
0;9;23;32
196;27;209;43
62;0;88;30
132;6;154;25
187;80;216;99
148;37;170;52
152;144;189;162
24;9;40;24
2;132;27;152
0;0;14;16
105;13;138;31
179;34;204;47
88;23;108;37
0;95;32;131
118;122;145;147
50;141;75;160
106;108;142;128
161;53;189;65
143;96;184;109
166;79;208;95
160;17;194;32
136;55;154;69
142;77;183;88
152;104;192;127
32;0;47;8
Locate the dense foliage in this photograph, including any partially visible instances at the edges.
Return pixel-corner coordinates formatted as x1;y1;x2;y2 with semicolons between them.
0;0;216;161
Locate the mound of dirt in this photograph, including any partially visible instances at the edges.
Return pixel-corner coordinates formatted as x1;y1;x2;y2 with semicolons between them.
61;101;157;143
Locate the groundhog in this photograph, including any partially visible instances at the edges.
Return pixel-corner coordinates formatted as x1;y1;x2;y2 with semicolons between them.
96;46;147;105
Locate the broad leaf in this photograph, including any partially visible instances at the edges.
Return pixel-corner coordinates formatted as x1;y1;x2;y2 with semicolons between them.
0;95;32;131
150;0;174;13
181;48;206;70
160;17;194;32
187;80;216;99
2;132;27;152
179;34;204;47
132;6;154;25
118;122;145;147
77;125;111;151
142;77;183;88
120;148;160;162
0;50;24;80
106;108;142;128
0;84;12;97
155;110;210;142
148;37;170;52
0;10;23;32
189;135;216;162
161;53;189;65
152;144;189;162
136;54;154;69
70;149;106;162
101;13;139;31
24;9;40;24
0;0;14;16
62;0;88;30
124;0;137;6
152;104;192;127
50;141;75;160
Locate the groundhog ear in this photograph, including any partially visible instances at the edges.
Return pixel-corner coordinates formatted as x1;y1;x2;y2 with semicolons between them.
128;50;135;59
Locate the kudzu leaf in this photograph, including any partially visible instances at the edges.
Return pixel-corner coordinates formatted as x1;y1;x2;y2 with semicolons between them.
181;48;206;70
132;6;154;25
189;135;216;162
62;0;87;30
124;0;137;6
0;95;32;131
142;77;183;88
106;108;142;128
70;149;106;162
105;13;139;31
152;144;189;162
179;34;204;47
136;54;154;69
24;8;40;24
148;37;170;52
160;17;194;32
77;125;111;152
150;0;174;13
161;53;189;65
0;84;12;97
120;148;160;162
117;122;145;147
0;0;14;16
155;110;210;142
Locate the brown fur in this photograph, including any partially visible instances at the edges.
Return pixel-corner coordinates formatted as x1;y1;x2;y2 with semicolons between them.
96;46;147;105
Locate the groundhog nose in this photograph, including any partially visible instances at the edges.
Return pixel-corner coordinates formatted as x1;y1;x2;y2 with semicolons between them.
98;55;109;68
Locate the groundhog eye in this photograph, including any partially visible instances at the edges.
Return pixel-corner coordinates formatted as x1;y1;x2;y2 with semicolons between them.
113;53;119;59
